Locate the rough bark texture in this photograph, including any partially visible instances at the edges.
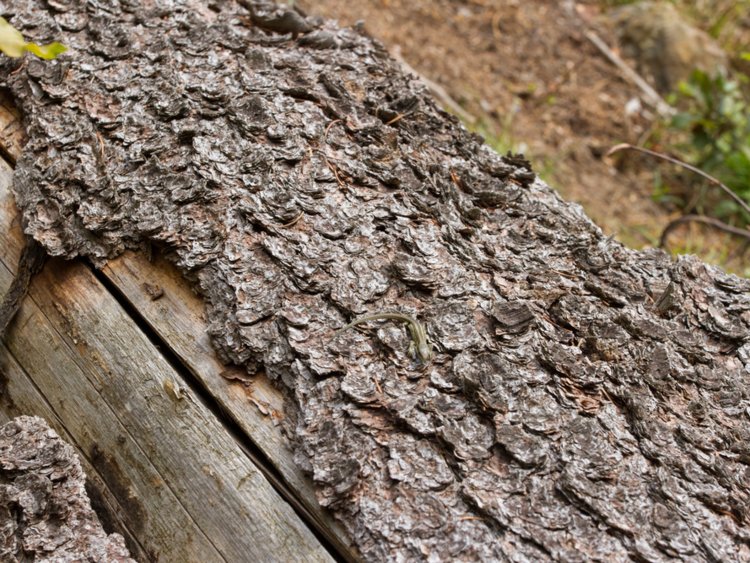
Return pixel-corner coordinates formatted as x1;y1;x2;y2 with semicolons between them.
2;1;750;561
0;416;133;562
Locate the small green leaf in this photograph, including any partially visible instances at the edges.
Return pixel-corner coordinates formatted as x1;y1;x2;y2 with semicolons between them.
24;41;67;60
0;17;67;59
0;16;27;57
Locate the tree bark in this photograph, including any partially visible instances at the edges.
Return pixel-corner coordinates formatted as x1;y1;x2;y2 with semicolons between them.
1;1;749;561
0;416;134;561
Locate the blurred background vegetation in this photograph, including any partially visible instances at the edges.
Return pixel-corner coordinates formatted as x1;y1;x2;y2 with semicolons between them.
521;0;750;274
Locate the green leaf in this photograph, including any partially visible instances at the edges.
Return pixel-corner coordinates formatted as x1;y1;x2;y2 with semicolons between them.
24;41;67;60
0;17;27;57
671;112;695;130
0;17;67;59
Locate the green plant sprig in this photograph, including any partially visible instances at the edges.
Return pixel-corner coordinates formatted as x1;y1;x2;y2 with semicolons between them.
0;17;67;59
667;70;750;221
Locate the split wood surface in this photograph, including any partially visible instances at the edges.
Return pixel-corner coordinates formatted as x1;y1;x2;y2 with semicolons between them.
0;91;346;563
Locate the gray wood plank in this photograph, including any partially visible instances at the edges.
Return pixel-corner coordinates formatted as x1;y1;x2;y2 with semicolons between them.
0;78;353;560
0;342;150;561
102;252;353;556
0;159;333;563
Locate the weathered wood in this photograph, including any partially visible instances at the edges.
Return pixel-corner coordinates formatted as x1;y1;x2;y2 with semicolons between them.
0;61;353;563
101;252;353;554
0;160;333;562
0;343;149;562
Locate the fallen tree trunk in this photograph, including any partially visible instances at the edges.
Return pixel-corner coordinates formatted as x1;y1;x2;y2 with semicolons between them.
1;0;749;560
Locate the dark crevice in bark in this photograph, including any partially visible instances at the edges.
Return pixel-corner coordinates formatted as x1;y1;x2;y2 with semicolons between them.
0;237;46;340
0;143;15;167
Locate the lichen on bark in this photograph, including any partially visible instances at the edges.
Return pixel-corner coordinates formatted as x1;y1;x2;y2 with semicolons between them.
2;1;750;561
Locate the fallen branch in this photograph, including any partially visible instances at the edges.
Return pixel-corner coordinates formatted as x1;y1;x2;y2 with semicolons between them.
659;214;750;248
584;30;675;118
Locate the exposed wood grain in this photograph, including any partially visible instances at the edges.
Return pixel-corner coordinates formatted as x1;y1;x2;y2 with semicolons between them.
0;80;353;560
102;252;353;555
0;343;150;562
0;160;333;562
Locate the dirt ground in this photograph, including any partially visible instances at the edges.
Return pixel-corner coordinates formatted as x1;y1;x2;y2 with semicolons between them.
299;0;739;265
